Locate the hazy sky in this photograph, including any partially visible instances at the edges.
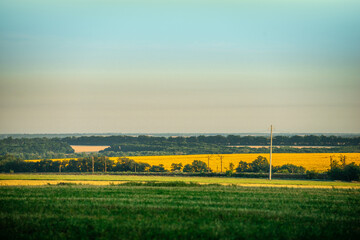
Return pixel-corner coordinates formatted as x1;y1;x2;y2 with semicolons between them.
1;0;359;133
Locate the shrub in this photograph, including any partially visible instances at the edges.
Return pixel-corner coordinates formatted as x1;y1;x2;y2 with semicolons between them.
250;156;269;173
236;156;269;173
306;170;320;179
236;161;249;172
149;164;167;172
328;161;360;181
182;160;210;173
343;163;360;181
275;164;306;174
171;163;183;172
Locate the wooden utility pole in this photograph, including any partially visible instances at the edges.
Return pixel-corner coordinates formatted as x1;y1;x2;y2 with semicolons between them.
104;157;107;173
269;125;273;180
218;155;223;173
92;156;94;174
59;164;61;173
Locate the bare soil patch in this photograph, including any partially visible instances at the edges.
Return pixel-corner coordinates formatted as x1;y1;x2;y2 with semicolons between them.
71;145;109;153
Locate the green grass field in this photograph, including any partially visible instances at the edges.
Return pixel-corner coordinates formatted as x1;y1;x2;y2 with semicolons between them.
1;184;359;239
1;173;360;187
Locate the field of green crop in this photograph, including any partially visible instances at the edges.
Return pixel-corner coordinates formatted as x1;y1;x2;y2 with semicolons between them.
1;184;359;239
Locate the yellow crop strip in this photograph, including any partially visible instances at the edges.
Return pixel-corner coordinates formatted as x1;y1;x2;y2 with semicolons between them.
125;153;360;172
1;174;360;187
25;153;360;172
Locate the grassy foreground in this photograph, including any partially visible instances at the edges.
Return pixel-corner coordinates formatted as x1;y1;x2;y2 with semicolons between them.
0;184;359;239
1;173;360;187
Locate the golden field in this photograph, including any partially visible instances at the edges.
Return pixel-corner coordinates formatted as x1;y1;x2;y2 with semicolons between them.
126;153;360;172
25;153;360;172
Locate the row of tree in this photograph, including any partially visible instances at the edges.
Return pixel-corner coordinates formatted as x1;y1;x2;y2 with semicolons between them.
0;155;163;173
101;143;356;155
235;156;306;173
64;135;360;146
0;154;303;174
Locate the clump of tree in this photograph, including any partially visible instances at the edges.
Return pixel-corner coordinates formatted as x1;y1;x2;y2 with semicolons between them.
171;163;183;172
224;163;235;176
273;164;306;174
112;157;150;172
235;156;305;173
327;155;360;181
236;156;270;173
183;160;211;173
149;164;167;172
0;154;28;173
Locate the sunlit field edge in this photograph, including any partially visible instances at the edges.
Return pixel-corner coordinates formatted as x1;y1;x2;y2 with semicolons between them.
1;174;360;187
25;153;360;172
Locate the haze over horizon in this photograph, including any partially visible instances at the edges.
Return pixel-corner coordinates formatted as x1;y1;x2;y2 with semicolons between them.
1;0;360;134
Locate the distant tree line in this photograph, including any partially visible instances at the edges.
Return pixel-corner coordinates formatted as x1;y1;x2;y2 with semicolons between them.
0;155;162;173
70;135;360;156
64;135;360;146
101;145;360;157
0;155;210;173
0;135;360;160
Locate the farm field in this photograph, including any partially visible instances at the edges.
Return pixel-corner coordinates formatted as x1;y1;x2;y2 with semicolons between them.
1;184;359;239
1;174;360;188
70;145;109;153
25;153;360;172
123;153;360;172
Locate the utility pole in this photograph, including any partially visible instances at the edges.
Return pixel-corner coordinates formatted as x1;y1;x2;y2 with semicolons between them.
218;155;223;173
92;156;94;174
269;125;273;180
104;157;107;173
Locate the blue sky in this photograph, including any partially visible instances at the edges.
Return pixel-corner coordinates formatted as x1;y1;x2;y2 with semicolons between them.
0;0;359;133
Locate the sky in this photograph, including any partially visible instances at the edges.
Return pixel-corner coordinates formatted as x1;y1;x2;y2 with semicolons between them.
0;0;359;134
